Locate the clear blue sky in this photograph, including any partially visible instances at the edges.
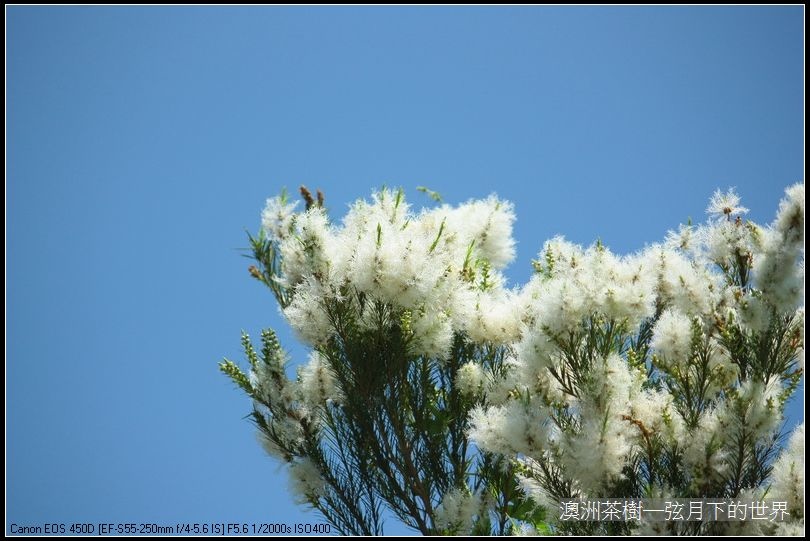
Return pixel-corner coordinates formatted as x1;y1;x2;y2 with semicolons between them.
7;6;804;535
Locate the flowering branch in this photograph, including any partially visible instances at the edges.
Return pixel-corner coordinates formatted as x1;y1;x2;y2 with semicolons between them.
222;183;804;536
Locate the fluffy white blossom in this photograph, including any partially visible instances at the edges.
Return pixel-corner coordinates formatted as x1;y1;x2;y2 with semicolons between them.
469;400;554;457
753;183;805;313
527;275;587;336
523;240;657;337
681;406;728;482
525;366;569;407
598;254;657;326
769;423;804;520
409;305;455;359
288;457;326;504
440;195;517;270
455;362;485;396
298;351;341;407
706;188;749;220
646;247;718;316
650;309;694;367
261;195;299;240
466;289;524;344
774;182;805;244
483;355;524;406
254;404;305;456
665;223;698;252
434;488;483;533
279;208;333;288
511;523;538;536
262;188;526;355
282;278;335;346
627;387;684;442
730;377;783;439
557;354;635;495
515;459;554;509
702;219;751;268
256;429;286;460
251;348;295;406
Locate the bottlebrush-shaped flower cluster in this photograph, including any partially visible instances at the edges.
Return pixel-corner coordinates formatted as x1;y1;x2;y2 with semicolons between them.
267;189;521;357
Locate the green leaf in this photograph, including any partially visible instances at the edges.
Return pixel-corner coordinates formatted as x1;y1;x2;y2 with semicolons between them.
416;185;443;203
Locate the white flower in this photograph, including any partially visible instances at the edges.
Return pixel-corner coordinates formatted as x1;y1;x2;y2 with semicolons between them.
597;253;656;327
557;354;635;495
774;182;804;244
524;242;657;337
253;403;305;454
515;459;554;509
288;458;326;504
681;406;728;482
650;309;693;367
706;188;749;220
702;219;750;268
298;351;341;407
627;387;684;442
731;377;783;439
469;400;553;457
703;339;738;397
665;223;697;252
279;208;333;288
735;293;771;334
646;247;718;316
769;423;804;519
465;289;524;344
484;355;524;405
455;363;485;396
515;358;569;407
261;195;299;240
511;523;538;536
256;430;285;460
282;278;334;346
528;276;587;336
409;306;454;359
442;195;517;270
753;183;805;313
434;488;483;533
514;326;555;372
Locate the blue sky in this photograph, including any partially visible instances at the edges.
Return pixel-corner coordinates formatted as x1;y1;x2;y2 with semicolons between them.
7;6;803;535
